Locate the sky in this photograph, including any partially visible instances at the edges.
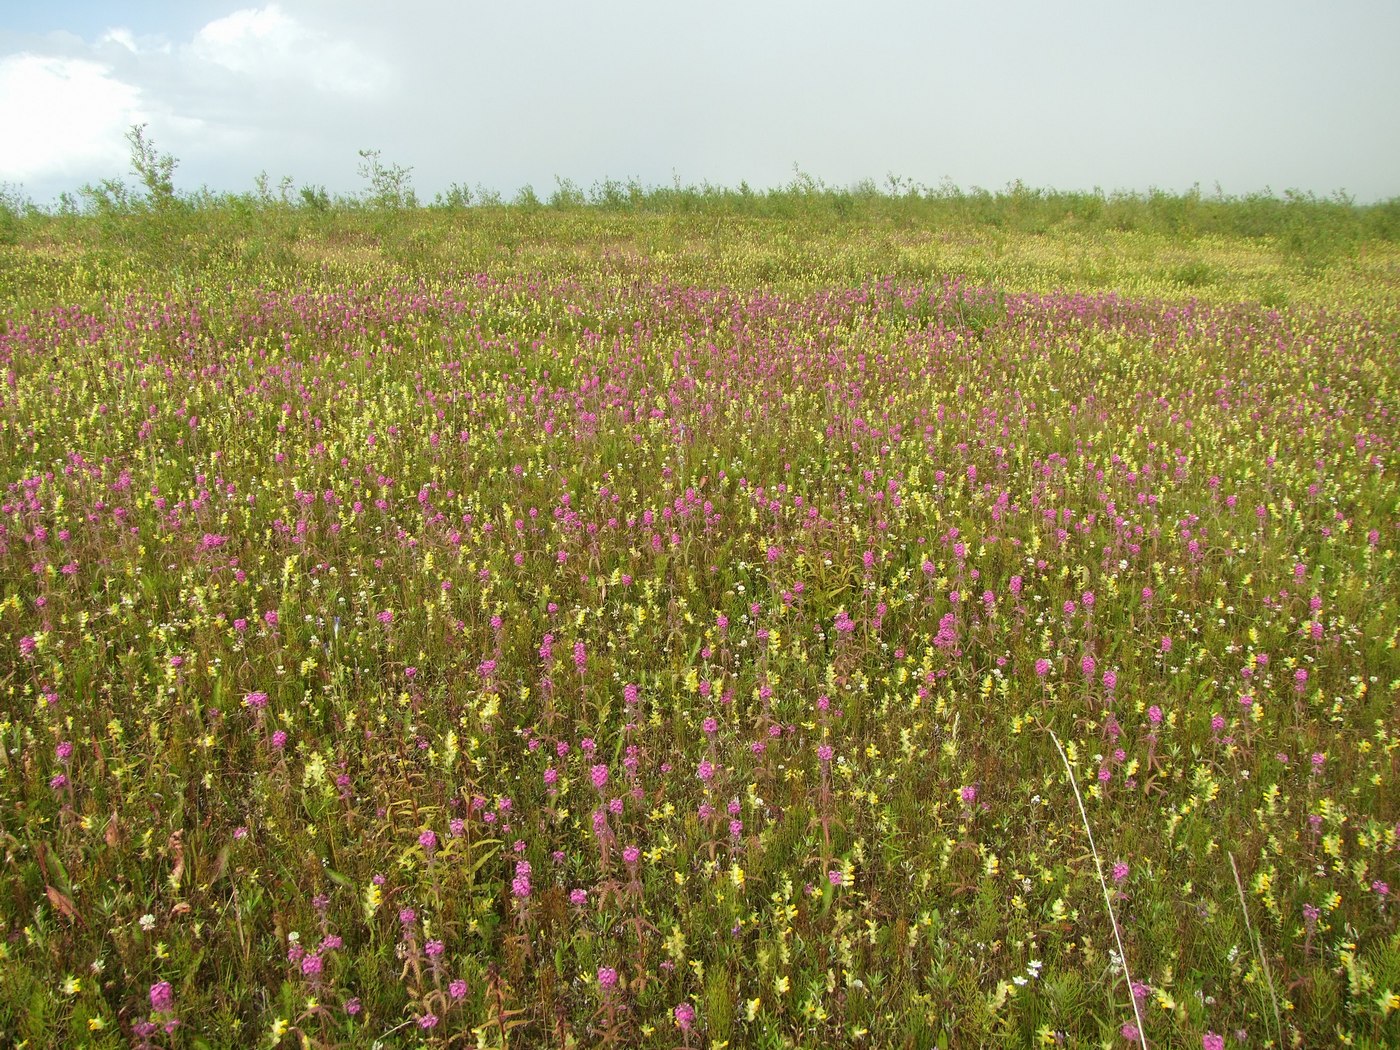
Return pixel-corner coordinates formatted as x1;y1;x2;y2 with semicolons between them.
2;0;1398;207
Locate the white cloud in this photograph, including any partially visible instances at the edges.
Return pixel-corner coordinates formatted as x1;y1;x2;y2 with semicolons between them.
100;28;138;53
190;4;389;97
0;54;145;183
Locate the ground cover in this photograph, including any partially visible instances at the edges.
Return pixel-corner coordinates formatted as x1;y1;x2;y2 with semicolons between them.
1;203;1398;1047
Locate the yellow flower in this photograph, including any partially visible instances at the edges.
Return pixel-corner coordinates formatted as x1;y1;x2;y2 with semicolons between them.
61;975;81;995
87;1017;106;1030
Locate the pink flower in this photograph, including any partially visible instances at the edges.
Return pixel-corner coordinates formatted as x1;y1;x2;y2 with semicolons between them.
149;981;174;1013
674;1001;696;1031
449;979;468;1000
511;860;532;899
597;966;618;989
1113;862;1129;883
828;869;844;886
1202;1033;1225;1050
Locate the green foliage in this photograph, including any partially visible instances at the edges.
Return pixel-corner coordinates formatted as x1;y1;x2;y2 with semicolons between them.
0;183;29;245
126;123;178;210
548;177;587;209
355;148;417;208
298;184;331;212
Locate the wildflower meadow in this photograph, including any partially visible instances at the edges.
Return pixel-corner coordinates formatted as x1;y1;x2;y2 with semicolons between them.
1;169;1398;1048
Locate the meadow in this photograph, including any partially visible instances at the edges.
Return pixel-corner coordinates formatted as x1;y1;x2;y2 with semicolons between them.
1;174;1399;1048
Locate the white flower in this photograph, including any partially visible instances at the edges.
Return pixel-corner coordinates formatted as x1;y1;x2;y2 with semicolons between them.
139;914;156;931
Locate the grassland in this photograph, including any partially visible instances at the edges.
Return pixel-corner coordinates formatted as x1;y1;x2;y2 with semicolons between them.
1;185;1398;1048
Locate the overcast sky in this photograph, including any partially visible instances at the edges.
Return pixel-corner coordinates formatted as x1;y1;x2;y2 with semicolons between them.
2;0;1398;207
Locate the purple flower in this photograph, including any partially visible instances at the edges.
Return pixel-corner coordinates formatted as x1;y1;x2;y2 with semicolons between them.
597;966;618;989
511;860;532;899
149;981;174;1013
674;1001;696;1031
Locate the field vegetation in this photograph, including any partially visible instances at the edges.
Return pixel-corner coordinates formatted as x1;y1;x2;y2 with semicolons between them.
1;137;1398;1047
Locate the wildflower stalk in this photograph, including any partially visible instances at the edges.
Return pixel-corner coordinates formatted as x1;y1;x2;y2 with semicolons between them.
1228;851;1283;1046
1047;728;1146;1050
